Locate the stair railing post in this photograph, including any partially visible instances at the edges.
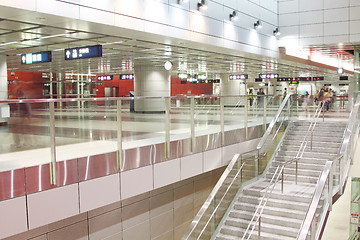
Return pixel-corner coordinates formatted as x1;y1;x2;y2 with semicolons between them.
220;97;225;146
329;165;333;211
241;157;243;183
49;101;57;185
258;216;261;239
311;132;313;151
281;167;284;194
295;161;298;185
245;95;248;140
190;97;195;152
116;99;123;170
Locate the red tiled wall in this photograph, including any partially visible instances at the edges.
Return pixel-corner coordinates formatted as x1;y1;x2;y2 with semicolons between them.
8;71;46;98
171;77;213;96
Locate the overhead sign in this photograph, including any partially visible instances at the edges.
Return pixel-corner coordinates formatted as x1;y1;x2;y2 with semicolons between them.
295;77;311;81
313;76;324;81
277;77;294;82
229;74;248;80
178;73;188;79
339;76;348;81
97;75;113;81
259;74;279;79
290;79;299;84
120;74;134;80
65;45;102;60
21;51;52;64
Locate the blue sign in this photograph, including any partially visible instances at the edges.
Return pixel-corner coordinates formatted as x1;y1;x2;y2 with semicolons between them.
65;45;102;60
21;51;52;64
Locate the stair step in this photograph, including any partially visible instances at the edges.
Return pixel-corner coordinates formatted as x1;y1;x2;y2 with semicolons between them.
276;151;337;160
267;166;322;178
280;145;339;154
271;161;325;171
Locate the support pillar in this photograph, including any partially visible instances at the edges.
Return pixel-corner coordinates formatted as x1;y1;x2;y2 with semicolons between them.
0;54;9;124
134;64;170;113
220;73;246;107
354;49;360;103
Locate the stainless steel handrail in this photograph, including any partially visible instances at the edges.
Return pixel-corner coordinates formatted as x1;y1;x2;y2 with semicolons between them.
297;161;333;240
257;94;292;150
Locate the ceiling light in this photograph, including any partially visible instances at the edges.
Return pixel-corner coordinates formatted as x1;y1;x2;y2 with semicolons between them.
164;61;173;70
177;0;189;3
254;20;262;30
197;0;207;10
337;67;344;74
229;11;238;21
273;27;281;36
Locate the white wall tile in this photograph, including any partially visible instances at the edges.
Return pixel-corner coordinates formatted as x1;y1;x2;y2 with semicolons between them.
324;0;349;9
299;36;324;46
114;0;144;18
300;24;324;37
0;197;27;239
79;0;115;12
143;0;169;24
324;8;349;23
27;184;79;229
350;6;360;20
277;26;299;38
279;13;299;27
79;6;115;25
121;166;153;200
36;0;80;19
79;174;121;213
279;0;299;14
299;0;323;11
203;148;222;172
324;22;349;36
350;20;360;34
323;35;349;44
350;0;360;6
154;159;181;188
0;0;36;11
181;153;203;180
299;11;323;25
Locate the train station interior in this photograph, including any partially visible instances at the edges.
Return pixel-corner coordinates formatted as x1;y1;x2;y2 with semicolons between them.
0;0;359;239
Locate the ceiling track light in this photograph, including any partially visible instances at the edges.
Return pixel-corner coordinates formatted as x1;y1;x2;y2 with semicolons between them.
229;10;238;21
177;0;189;3
254;20;262;30
197;0;207;10
273;27;280;36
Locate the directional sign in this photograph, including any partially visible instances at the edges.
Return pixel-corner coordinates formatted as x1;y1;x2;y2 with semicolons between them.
120;74;134;80
65;45;102;60
97;75;113;81
229;74;248;80
21;51;52;64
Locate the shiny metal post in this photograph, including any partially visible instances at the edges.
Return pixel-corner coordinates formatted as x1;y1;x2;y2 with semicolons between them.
49;101;57;185
329;165;333;211
50;72;53;99
165;98;171;159
245;95;248;140
220;97;225;146
263;96;267;131
258;216;261;239
295;161;298;185
311;132;313;151
281;168;284;193
190;96;195;152
323;106;325;122
116;100;123;170
255;151;259;176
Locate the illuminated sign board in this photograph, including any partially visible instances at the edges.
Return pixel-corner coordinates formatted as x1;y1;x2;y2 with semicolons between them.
65;45;102;60
120;74;134;80
180;80;187;84
339;76;348;81
295;77;311;81
229;74;248;80
97;75;113;81
208;79;220;83
21;51;52;64
255;78;263;82
259;74;279;79
277;77;294;82
313;76;324;81
178;73;188;79
290;80;299;84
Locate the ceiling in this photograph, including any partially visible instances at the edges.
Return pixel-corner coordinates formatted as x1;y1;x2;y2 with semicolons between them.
0;17;354;82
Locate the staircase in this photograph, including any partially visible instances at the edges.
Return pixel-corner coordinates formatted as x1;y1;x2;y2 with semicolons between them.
215;121;346;240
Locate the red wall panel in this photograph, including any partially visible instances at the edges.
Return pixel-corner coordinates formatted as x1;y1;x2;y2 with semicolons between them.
171;77;213;96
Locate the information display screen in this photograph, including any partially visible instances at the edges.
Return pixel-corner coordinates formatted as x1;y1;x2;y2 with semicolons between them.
277;77;293;82
339;76;348;81
229;74;248;80
120;74;134;80
313;76;324;81
65;45;102;60
97;75;113;81
21;51;52;64
259;74;279;79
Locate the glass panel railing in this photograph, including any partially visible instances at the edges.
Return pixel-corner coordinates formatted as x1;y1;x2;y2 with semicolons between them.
182;94;294;240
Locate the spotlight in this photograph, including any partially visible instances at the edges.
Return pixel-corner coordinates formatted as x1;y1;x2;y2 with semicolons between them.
177;0;189;3
197;0;207;10
229;10;238;21
164;61;172;70
337;67;344;74
254;20;262;30
273;27;280;36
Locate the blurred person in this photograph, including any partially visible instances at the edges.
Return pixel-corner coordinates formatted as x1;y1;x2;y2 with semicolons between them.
8;84;34;148
303;91;311;112
314;90;320;104
257;88;265;108
248;89;254;107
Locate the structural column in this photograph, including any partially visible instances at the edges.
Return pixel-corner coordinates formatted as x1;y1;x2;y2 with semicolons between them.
220;73;246;106
0;54;9;124
354;49;360;101
134;64;170;113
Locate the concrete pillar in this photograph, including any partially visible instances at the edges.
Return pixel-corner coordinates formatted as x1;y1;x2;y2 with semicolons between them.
353;49;360;103
0;54;9;124
220;73;246;106
134;64;170;113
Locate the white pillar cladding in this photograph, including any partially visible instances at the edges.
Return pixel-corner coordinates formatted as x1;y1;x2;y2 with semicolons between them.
0;54;9;124
220;73;246;107
134;64;170;113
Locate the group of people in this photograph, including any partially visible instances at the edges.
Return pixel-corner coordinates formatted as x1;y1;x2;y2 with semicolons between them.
248;88;265;107
314;87;335;111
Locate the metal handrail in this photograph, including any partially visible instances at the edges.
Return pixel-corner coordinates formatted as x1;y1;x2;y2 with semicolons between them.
182;153;246;239
297;161;333;240
257;94;292;150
